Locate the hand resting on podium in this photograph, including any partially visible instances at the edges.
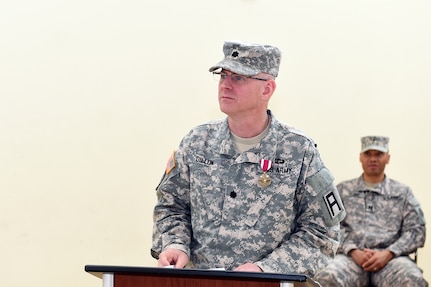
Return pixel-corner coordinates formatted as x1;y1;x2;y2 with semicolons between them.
158;247;262;272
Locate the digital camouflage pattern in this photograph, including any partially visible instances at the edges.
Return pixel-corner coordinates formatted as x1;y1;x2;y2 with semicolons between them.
152;111;346;277
361;136;389;153
209;41;282;77
314;175;428;287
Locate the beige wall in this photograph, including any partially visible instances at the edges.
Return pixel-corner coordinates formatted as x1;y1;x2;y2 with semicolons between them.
1;0;430;286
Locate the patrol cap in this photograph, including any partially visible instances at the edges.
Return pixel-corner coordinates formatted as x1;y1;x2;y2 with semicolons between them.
209;41;282;77
361;136;389;153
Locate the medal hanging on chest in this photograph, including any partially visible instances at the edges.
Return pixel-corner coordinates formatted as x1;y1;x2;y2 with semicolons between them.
258;159;272;187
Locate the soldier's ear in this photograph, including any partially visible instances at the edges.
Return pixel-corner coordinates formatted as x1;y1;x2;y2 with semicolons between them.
262;80;276;98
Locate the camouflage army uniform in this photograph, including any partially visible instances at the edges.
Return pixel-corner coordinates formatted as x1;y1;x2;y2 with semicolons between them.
314;175;427;287
152;111;345;277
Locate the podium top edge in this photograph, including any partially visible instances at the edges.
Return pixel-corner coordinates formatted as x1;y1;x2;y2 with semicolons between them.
84;265;308;282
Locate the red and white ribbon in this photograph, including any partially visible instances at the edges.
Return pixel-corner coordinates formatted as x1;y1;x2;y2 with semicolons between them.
260;159;272;172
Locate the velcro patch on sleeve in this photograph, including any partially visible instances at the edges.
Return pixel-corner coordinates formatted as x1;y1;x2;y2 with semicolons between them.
308;168;346;226
409;196;426;225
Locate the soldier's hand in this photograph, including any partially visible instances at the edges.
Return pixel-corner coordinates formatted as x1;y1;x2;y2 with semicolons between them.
234;263;263;272
350;249;373;266
157;248;189;268
362;249;394;272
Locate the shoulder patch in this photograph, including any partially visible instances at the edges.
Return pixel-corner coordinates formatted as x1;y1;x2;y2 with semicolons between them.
323;190;343;220
409;196;426;225
308;168;346;226
165;150;176;175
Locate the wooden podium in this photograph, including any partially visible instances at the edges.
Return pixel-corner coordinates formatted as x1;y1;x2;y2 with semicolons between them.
85;265;320;287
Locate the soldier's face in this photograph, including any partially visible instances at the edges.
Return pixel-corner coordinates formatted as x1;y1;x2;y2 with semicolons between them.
217;70;267;116
359;150;390;176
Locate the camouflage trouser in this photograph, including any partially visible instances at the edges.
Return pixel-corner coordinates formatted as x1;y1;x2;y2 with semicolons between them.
313;254;428;287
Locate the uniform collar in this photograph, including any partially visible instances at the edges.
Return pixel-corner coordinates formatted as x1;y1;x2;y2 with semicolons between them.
216;110;278;163
356;174;388;194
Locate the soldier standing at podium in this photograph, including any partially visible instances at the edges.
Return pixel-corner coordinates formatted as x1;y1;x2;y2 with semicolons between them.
151;40;346;277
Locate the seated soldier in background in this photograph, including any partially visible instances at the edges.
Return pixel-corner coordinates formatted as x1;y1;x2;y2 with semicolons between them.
314;136;427;287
